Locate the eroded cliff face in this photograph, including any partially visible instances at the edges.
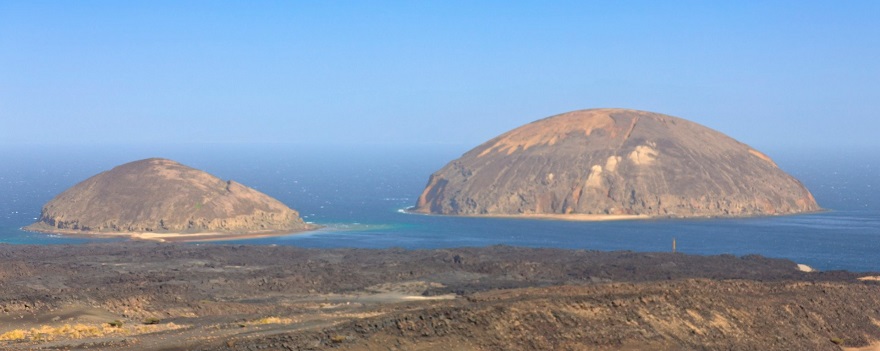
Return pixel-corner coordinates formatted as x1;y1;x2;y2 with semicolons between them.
415;108;819;218
26;158;311;234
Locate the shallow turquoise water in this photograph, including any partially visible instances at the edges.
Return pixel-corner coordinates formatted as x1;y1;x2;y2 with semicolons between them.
2;144;878;272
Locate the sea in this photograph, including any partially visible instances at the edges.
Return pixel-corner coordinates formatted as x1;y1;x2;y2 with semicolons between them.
1;144;878;272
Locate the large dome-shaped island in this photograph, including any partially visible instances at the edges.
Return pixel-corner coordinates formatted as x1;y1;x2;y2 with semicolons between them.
25;158;315;241
413;108;819;220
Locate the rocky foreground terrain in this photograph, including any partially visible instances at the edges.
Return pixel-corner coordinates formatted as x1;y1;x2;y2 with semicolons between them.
0;244;878;350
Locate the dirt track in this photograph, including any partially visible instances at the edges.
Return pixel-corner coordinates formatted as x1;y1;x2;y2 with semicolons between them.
0;243;878;350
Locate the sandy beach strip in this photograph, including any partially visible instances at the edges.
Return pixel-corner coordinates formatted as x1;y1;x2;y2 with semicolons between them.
22;225;319;243
444;212;651;222
486;213;651;221
403;208;652;222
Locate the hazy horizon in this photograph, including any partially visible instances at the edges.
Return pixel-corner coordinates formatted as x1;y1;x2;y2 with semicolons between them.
2;2;879;150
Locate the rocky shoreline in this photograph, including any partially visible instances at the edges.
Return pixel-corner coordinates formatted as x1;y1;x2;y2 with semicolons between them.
0;244;877;350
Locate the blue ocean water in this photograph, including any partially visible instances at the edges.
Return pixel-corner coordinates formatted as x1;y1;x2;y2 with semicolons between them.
1;144;878;272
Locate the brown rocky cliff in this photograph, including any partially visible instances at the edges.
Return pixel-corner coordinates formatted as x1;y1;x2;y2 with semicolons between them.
415;108;820;218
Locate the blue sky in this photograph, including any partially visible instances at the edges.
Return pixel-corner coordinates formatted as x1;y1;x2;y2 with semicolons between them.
1;1;878;150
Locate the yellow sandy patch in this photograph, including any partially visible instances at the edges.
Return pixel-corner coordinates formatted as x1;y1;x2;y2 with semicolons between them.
585;165;604;188
605;156;621;172
242;317;295;326
0;322;182;342
628;145;658;165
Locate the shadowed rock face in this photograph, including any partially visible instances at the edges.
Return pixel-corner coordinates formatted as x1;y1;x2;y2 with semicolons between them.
26;158;311;234
415;108;819;218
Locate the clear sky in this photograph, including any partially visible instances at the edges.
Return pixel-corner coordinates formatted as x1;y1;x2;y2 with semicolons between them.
1;1;878;150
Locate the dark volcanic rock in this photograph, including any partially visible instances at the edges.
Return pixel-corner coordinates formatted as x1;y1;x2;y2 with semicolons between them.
25;158;311;235
0;244;877;351
415;108;819;218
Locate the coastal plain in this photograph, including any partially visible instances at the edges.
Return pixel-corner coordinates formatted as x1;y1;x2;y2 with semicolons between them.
1;244;878;350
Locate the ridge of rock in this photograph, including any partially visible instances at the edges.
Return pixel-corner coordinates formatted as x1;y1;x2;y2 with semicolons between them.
414;108;820;218
26;158;312;235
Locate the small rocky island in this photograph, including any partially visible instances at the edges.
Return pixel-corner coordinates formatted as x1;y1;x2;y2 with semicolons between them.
25;158;314;241
414;108;819;219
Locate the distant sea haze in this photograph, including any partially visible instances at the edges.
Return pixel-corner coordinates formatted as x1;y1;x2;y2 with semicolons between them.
1;144;878;272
